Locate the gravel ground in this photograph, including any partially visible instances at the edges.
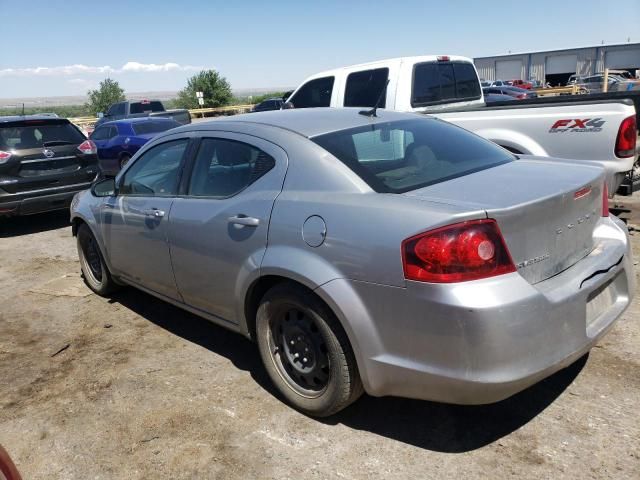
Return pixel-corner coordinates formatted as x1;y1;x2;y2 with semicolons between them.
0;199;639;480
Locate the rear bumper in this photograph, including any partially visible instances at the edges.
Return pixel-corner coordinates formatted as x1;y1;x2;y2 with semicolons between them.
0;182;93;216
318;215;635;404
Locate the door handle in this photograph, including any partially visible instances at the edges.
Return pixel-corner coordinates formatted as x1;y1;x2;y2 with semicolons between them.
228;215;259;227
144;208;165;218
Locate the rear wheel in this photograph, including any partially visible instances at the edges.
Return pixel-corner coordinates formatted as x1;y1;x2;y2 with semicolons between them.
256;283;363;417
119;154;131;170
77;224;118;296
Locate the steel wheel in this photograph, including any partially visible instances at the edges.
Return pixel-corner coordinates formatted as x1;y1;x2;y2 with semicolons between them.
81;234;103;283
268;306;331;397
76;223;118;296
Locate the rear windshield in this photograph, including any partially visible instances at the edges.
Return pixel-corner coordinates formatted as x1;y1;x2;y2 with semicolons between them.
412;62;482;107
0;120;85;150
132;121;179;135
130;101;164;114
312;118;513;194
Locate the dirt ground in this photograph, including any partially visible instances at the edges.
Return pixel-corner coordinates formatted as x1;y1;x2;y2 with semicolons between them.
1;198;639;480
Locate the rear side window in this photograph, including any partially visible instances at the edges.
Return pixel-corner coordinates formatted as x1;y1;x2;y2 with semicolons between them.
412;62;481;107
0;121;85;150
130;101;164;114
188;138;275;198
132;121;179;135
344;68;389;108
312;118;513;194
289;76;334;108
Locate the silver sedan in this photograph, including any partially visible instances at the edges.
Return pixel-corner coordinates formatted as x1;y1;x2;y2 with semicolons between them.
71;108;635;416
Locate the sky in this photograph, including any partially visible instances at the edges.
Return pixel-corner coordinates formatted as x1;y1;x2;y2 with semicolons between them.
1;0;638;98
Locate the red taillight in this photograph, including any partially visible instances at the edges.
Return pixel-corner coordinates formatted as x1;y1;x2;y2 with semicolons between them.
615;115;637;158
517;94;526;99
0;150;11;164
602;182;609;217
78;140;97;155
402;219;516;283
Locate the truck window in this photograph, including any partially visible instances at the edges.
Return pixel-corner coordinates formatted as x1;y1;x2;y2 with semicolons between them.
344;68;389;108
289;76;334;108
130;101;164;114
412;62;481;107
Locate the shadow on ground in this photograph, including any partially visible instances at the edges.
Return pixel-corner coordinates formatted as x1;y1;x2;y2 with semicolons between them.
111;286;587;454
0;211;70;238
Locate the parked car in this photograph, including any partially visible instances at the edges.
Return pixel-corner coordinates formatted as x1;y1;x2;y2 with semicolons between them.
73;108;635;417
95;100;191;128
252;98;284;112
490;80;508;86
480;80;491;87
484;93;517;103
0;115;98;217
483;86;538;99
508;79;533;90
90;117;181;175
286;55;637;193
568;74;638;93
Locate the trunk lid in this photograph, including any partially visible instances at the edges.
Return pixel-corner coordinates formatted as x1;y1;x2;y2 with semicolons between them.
403;158;605;284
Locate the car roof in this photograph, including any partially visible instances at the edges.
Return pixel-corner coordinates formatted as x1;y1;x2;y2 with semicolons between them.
100;117;178;127
175;107;429;138
0;115;69;124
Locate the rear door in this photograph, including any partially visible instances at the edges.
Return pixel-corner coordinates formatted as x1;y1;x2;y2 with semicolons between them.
168;132;287;322
0;119;97;194
103;136;191;300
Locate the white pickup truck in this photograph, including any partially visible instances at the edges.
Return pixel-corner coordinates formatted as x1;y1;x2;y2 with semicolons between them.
285;55;638;194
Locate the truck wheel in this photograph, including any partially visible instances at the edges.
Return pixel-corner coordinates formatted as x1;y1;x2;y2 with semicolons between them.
77;224;119;296
256;283;363;417
119;154;131;170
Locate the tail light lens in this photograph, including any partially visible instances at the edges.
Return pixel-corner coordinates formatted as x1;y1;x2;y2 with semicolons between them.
517;94;526;99
78;140;97;155
615;115;637;157
0;150;11;164
602;182;609;217
402;219;516;283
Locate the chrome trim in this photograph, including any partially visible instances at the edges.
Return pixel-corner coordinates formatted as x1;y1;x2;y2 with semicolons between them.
5;181;92;195
21;155;77;164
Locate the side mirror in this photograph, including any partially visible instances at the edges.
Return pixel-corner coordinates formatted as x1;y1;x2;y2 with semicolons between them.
91;178;116;197
281;102;295;110
97;112;104;118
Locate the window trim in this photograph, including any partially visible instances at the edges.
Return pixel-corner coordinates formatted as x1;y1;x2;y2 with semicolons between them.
410;61;482;108
183;136;276;200
117;137;192;197
343;67;390;108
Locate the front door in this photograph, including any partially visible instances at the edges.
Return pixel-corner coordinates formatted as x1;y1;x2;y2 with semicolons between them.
103;137;190;300
168;133;288;322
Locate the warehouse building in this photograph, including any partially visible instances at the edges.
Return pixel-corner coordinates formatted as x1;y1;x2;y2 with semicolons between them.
474;43;640;86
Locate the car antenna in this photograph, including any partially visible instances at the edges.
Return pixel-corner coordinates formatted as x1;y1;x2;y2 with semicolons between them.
359;79;390;118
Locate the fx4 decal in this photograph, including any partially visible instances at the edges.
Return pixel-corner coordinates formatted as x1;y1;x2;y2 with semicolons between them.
549;118;605;133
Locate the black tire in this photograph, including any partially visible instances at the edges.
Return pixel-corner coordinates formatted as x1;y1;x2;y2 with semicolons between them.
119;154;131;170
256;283;363;417
77;223;118;296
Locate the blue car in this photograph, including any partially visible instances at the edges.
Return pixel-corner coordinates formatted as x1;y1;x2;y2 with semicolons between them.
90;117;181;175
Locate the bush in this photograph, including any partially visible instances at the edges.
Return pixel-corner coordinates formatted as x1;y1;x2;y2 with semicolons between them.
175;70;233;109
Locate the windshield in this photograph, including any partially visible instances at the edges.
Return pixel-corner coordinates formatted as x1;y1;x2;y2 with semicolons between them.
312;118;514;194
132;121;179;135
0;120;85;150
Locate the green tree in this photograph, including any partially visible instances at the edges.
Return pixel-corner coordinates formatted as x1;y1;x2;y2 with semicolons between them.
85;78;125;116
175;70;233;109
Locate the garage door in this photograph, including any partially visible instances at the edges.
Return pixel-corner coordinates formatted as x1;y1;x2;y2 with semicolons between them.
605;49;640;68
496;60;523;80
546;54;578;74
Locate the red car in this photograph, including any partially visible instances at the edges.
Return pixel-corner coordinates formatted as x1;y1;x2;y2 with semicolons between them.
508;79;533;90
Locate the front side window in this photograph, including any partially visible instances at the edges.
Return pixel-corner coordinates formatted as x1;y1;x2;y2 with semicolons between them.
344;68;389;108
188;138;275;198
412;62;481;107
120;139;188;196
312;118;513;194
90;127;110;141
289;76;334;108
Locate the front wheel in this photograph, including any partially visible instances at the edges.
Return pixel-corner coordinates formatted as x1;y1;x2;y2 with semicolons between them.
256;283;363;417
77;223;119;296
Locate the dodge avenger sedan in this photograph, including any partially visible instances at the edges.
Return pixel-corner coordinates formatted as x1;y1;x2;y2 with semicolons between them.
71;108;635;416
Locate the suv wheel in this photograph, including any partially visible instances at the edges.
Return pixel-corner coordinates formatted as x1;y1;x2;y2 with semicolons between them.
77;224;118;296
256;283;363;416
